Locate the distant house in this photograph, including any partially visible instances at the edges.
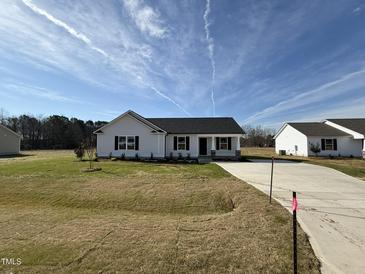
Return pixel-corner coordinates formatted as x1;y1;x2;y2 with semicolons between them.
274;119;365;158
0;124;21;155
94;110;244;160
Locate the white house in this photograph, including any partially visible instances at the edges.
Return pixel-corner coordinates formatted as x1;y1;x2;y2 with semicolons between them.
0;124;21;155
94;110;244;160
274;119;365;158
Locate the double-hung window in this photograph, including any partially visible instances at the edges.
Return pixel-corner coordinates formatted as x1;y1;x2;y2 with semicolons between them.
321;138;337;151
178;137;186;150
118;136;126;150
219;137;228;150
127;136;135;150
173;136;190;151
117;136;138;150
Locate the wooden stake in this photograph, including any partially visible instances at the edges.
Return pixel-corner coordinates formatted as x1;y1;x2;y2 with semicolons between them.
269;156;274;203
293;191;298;274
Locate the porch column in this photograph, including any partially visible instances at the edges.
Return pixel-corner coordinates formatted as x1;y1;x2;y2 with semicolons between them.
235;136;241;159
211;136;216;157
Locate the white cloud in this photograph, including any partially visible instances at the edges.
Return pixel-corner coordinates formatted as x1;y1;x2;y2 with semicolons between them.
17;0;190;115
122;0;168;39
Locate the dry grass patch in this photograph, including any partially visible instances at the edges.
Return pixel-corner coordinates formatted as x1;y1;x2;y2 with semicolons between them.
0;150;320;273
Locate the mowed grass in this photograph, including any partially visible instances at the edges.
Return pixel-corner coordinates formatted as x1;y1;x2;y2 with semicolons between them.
0;151;319;273
242;147;365;181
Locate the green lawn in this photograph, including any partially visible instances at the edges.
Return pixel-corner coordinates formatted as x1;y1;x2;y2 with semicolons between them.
242;147;365;181
0;150;319;273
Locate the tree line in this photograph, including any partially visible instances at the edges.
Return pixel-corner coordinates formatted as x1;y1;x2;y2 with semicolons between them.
241;125;276;147
0;109;276;149
0;112;107;150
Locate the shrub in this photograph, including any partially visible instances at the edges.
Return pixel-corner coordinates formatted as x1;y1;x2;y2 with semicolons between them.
74;145;84;161
120;153;125;160
309;143;321;156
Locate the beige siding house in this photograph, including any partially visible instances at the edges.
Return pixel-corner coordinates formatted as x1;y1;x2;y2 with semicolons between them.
0;124;21;155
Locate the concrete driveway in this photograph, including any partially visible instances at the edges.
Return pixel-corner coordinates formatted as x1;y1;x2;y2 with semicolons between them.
216;160;365;274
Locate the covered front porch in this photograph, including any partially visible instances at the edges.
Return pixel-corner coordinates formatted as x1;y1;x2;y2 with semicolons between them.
197;134;241;160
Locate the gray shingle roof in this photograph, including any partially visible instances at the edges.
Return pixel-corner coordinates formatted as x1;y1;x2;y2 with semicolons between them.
288;122;349;136
147;117;244;134
327;119;365;135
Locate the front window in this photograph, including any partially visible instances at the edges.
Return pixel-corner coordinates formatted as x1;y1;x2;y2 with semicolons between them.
220;137;228;150
127;136;135;150
325;139;334;150
178;136;186;150
118;136;135;150
119;136;126;150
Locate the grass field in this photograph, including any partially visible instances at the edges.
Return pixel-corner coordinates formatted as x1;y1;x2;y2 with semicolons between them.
242;147;365;181
0;151;319;273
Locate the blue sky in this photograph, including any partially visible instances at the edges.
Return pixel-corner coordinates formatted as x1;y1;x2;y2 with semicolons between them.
0;0;365;128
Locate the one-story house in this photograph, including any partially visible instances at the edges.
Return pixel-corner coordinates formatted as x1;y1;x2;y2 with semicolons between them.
274;119;365;157
0;124;21;156
94;110;244;160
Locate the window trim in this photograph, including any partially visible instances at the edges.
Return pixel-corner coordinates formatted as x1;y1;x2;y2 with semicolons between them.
118;135;136;150
177;136;186;151
219;137;229;150
325;139;334;151
118;136;126;150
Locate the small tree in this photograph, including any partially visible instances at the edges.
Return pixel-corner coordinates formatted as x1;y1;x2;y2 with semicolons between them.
84;139;95;169
310;143;321;156
74;144;84;161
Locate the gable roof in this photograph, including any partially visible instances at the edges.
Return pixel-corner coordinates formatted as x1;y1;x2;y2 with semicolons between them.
93;110;166;134
147;117;244;134
94;110;244;135
326;119;365;136
287;122;349;136
0;124;21;138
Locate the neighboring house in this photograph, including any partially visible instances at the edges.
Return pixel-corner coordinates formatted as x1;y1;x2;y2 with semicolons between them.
0;124;21;156
94;110;244;160
274;119;365;157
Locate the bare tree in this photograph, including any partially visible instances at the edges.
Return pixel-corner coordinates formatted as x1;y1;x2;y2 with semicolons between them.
84;139;95;170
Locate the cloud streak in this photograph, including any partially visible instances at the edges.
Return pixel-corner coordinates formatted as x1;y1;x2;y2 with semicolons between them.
21;0;189;116
203;0;216;116
2;82;85;104
243;68;365;124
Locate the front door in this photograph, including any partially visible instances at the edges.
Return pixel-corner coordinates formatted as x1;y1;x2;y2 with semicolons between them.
199;138;208;156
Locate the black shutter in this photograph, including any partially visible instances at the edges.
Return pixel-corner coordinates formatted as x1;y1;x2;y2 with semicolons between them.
321;139;325;150
135;136;139;150
173;136;177;150
216;137;220;150
333;139;337;150
115;136;118;150
228;137;232;150
186;136;190;150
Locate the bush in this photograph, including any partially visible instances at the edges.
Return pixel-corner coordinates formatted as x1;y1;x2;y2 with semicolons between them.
74;145;84;161
309;143;321;156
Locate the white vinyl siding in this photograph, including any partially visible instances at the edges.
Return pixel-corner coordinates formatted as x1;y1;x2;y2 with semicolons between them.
96;114;165;158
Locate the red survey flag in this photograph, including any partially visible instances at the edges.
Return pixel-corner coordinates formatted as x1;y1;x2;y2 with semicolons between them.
292;196;298;212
